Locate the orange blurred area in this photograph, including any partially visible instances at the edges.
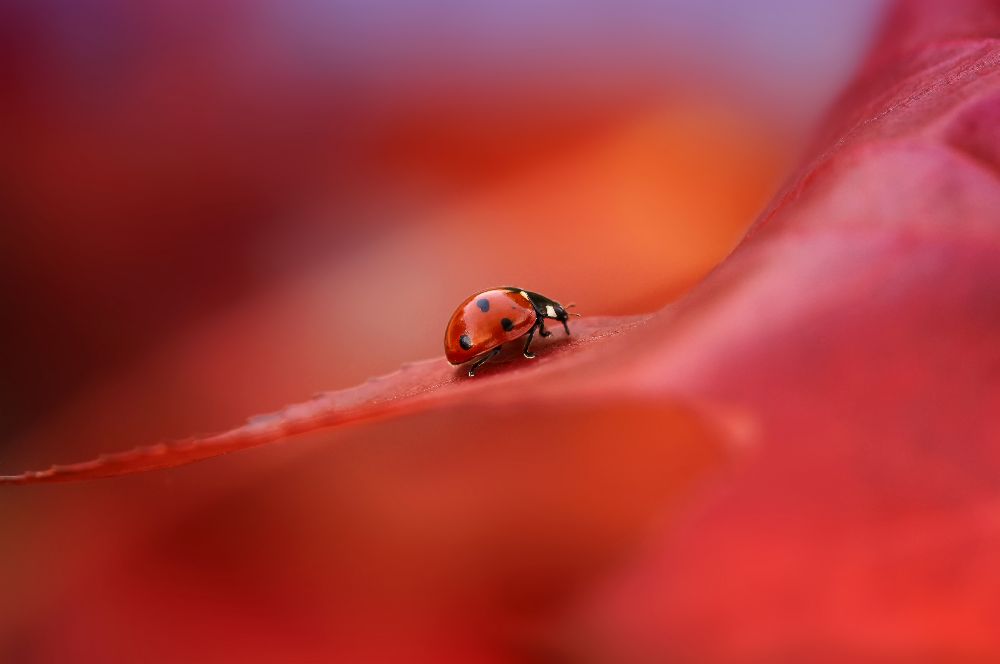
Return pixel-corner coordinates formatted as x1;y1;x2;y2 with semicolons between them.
6;96;788;471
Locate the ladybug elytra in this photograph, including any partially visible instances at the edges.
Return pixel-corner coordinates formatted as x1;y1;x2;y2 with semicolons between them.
444;287;576;376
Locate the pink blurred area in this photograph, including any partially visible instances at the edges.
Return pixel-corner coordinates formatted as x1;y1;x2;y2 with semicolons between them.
1;0;883;456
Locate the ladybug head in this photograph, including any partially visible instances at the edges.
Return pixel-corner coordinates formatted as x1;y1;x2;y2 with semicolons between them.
557;302;581;321
553;304;569;322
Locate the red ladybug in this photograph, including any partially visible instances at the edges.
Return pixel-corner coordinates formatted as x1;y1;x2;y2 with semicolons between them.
444;287;576;376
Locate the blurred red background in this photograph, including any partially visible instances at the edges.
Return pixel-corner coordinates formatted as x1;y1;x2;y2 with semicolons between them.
0;0;882;457
0;0;894;661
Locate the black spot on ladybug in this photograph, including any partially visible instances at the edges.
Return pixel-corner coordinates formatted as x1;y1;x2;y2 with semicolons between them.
476;298;490;312
501;318;514;331
459;334;473;350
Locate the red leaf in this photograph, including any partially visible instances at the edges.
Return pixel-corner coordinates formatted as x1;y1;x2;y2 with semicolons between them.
1;314;666;483
3;0;999;659
558;0;1000;659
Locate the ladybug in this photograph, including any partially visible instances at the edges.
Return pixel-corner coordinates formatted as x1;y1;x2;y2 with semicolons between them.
444;287;577;376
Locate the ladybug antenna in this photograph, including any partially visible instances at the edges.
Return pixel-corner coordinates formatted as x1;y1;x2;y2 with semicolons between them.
563;302;581;317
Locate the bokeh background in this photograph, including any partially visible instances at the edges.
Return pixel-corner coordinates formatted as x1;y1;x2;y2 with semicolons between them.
1;0;890;660
1;0;884;460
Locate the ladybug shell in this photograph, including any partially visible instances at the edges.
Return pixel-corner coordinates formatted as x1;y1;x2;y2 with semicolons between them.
444;288;537;365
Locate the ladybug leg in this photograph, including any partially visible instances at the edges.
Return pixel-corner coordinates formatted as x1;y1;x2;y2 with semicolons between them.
538;320;552;338
523;323;540;358
468;346;502;377
562;319;571;335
